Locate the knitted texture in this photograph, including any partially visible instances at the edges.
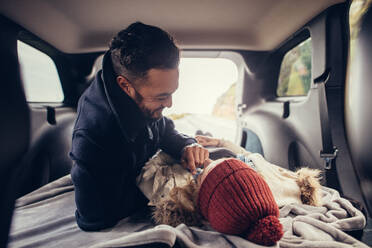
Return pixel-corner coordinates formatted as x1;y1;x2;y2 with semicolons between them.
197;159;283;246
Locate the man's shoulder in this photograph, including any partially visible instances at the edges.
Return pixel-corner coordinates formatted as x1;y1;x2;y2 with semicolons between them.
73;73;120;142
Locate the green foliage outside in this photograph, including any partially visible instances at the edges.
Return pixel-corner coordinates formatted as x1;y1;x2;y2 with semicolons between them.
277;38;312;96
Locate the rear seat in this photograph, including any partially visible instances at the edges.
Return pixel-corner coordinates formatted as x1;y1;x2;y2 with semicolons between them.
17;106;76;198
16;56;103;198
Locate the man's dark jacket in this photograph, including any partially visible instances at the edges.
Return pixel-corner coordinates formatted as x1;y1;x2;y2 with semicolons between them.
70;52;196;231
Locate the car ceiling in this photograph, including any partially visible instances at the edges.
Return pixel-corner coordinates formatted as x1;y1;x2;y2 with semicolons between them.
0;0;344;53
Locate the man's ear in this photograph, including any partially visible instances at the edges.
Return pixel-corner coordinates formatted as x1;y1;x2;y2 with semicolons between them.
117;75;135;97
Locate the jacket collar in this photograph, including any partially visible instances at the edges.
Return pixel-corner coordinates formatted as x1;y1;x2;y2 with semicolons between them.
101;51;150;142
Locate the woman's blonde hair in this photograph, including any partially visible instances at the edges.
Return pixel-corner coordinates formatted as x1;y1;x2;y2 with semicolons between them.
152;179;203;227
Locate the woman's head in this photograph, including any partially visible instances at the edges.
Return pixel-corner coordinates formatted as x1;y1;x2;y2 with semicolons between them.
197;158;283;246
153;158;283;246
152;179;203;227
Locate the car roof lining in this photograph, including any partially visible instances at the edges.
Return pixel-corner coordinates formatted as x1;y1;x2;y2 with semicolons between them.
0;0;344;53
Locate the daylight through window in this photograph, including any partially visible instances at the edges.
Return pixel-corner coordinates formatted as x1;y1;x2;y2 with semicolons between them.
17;41;64;102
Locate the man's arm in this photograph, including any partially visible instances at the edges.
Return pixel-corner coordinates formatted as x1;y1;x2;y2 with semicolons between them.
71;163;116;231
70;130;147;231
159;117;196;159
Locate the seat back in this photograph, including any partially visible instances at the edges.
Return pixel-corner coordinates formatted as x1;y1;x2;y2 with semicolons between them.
17;108;76;197
0;21;30;247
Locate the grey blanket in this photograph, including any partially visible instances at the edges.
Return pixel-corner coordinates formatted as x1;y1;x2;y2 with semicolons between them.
8;175;369;248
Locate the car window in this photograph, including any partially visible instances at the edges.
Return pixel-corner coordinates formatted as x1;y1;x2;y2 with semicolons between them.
17;41;64;102
164;57;238;142
277;38;312;97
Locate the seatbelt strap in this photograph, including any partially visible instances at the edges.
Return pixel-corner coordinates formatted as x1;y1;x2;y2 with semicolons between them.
314;70;342;191
318;81;338;169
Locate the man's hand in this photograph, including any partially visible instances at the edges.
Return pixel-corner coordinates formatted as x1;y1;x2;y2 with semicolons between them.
195;135;220;147
181;143;209;175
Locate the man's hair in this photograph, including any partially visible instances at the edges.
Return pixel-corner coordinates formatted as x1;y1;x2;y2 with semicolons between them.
109;22;180;83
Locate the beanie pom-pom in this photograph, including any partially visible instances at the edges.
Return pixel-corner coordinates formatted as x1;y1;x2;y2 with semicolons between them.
246;215;283;246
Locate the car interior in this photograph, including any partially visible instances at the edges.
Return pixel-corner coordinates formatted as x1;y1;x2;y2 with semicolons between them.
0;0;372;247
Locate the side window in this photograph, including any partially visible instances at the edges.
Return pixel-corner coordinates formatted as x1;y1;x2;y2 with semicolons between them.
277;38;312;97
17;41;64;102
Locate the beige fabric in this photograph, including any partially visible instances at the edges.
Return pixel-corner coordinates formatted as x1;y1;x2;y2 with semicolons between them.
216;139;303;206
246;153;303;206
9;174;367;248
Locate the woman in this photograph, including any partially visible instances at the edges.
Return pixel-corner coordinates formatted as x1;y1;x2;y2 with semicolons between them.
136;135;321;245
137;135;321;209
148;155;290;245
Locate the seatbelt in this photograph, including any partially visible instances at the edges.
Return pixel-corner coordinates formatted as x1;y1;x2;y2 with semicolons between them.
314;69;342;192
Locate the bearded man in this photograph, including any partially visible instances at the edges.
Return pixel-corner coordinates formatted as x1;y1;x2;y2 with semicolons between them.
70;22;208;231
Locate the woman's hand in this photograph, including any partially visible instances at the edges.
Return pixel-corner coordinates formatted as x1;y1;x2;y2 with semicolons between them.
195;135;220;147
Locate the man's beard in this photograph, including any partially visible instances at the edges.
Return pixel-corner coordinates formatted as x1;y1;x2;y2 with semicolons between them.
140;104;164;121
134;91;164;121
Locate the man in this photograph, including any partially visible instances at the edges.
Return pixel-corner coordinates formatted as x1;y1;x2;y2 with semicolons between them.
70;22;209;231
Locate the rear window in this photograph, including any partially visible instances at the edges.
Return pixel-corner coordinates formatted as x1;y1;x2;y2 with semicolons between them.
277;38;312;97
164;57;238;142
17;41;64;102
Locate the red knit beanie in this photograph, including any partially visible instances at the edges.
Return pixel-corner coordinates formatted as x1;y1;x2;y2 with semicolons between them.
197;159;283;246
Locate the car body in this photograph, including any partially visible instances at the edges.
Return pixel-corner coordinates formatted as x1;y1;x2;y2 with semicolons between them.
0;0;371;247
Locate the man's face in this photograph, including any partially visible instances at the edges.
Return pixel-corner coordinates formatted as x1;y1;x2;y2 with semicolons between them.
132;68;179;121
